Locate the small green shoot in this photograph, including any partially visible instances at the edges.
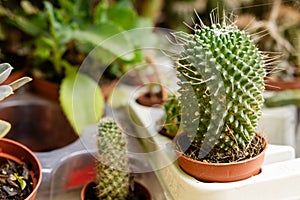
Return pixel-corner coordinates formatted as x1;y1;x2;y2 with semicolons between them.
13;173;27;190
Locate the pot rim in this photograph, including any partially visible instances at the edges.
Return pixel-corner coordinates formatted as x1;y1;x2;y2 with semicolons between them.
175;132;268;166
81;180;152;200
0;138;42;199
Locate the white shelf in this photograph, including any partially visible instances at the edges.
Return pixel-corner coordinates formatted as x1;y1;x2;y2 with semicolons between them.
129;98;300;200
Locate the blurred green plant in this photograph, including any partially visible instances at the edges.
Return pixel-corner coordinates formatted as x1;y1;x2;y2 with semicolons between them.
264;89;300;108
0;0;153;81
0;0;155;134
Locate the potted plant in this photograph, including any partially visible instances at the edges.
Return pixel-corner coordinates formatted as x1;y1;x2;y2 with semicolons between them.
0;0;159;135
81;117;151;200
0;1;106;137
158;93;182;138
172;12;268;182
0;63;42;200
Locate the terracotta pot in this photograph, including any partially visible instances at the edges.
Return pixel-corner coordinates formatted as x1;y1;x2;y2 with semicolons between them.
3;70;27;85
81;180;152;200
31;77;60;102
0;138;42;200
136;91;164;107
265;77;300;91
175;133;268;182
100;78;118;101
33;76;114;102
0;93;78;152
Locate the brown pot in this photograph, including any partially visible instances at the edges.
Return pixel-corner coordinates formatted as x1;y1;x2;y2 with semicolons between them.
265;77;300;91
0;138;42;200
31;77;60;102
136;92;164;107
175;133;268;182
81;180;152;200
33;76;114;102
3;70;27;85
100;78;119;101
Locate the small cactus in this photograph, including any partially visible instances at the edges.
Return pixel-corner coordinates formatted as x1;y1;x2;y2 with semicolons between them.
174;17;266;161
161;94;182;138
96;118;129;200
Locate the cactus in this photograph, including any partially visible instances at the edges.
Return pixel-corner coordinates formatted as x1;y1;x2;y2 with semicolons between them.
161;94;182;138
174;19;266;162
96;117;129;200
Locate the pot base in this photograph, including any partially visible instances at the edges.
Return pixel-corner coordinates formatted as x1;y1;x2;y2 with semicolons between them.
176;133;268;182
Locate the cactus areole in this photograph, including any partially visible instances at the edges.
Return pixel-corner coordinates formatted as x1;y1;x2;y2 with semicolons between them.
175;20;266;163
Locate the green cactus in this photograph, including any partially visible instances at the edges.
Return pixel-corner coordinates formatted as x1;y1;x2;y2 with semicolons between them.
161;94;182;138
174;20;266;162
96;118;129;200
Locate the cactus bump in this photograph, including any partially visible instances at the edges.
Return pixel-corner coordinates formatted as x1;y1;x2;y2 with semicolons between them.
96;118;129;199
174;19;266;161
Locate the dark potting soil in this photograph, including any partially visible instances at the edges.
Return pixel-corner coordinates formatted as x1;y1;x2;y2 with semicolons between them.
0;159;33;200
84;181;150;200
179;133;266;163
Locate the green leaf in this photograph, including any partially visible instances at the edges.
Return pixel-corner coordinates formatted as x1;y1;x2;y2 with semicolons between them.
0;120;11;138
0;85;13;101
9;77;32;91
0;5;42;36
33;37;53;59
20;0;39;15
94;1;109;24
0;63;13;84
60;73;104;135
72;23;135;61
107;6;137;30
264;89;300;107
13;173;27;190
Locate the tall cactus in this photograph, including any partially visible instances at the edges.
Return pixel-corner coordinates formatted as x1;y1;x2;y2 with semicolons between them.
96;118;129;199
175;20;266;162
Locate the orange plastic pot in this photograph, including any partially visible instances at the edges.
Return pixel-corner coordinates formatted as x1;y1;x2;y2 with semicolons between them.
175;133;268;182
0;138;42;200
265;77;300;91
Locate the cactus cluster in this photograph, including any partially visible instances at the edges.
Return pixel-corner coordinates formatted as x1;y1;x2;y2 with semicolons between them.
175;21;266;161
96;118;129;200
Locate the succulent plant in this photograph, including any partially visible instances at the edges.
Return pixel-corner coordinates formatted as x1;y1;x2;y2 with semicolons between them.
0;63;32;138
96;117;129;200
174;18;266;162
161;94;182;138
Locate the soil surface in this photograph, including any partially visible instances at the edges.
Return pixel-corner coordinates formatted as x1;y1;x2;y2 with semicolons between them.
178;133;266;163
0;159;33;200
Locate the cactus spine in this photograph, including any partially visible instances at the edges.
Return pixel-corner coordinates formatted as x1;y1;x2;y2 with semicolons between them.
96;118;129;199
175;20;266;161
